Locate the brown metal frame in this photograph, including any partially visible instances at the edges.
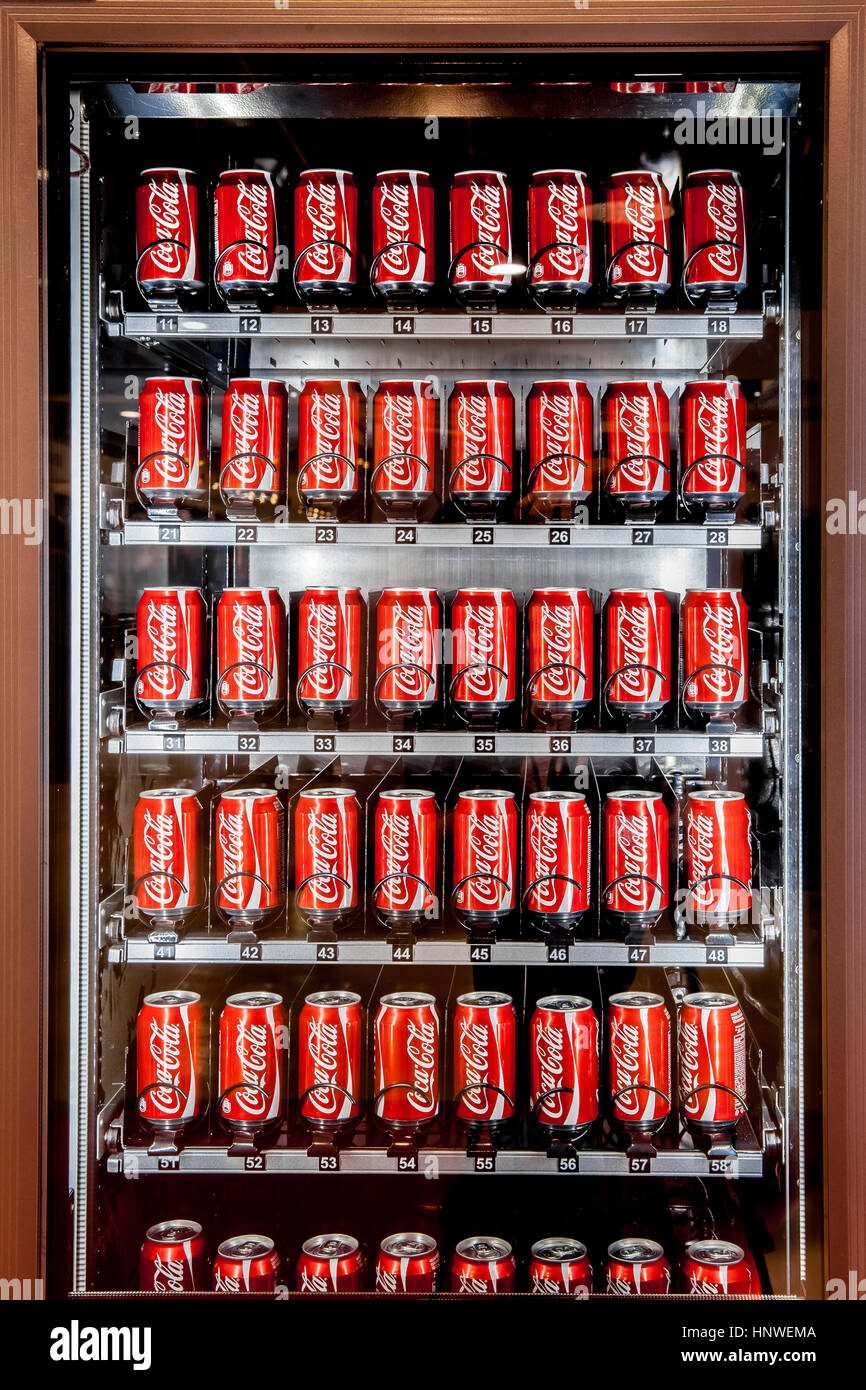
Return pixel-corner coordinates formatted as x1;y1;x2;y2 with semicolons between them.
0;0;862;1297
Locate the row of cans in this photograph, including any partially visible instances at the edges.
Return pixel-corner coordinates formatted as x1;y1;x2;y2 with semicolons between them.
136;585;750;724
137;987;747;1137
135;374;747;518
136;165;746;308
140;1223;755;1296
133;784;751;931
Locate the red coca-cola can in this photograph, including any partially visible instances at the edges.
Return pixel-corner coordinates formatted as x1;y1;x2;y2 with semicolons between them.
528;588;594;718
448;380;514;516
213;1236;280;1294
683;1240;755;1295
524;792;590;927
452;789;517;923
220;378;287;501
298;990;363;1132
297;1235;363;1293
137;990;205;1132
374;790;438;925
218;991;286;1135
610;82;670;93
530;994;599;1136
133;789;203;923
376;1233;440;1294
135;168;203;299
604;589;672;715
685;790;752;925
529;1238;592;1296
296;587;364;717
450;588;517;718
215;82;271;94
608;991;671;1130
449;170;513;304
679;379;746;508
603;790;669;928
371;170;435;299
375;587;440;715
373;991;440;1133
450;1237;516;1294
140;1220;207;1293
528;170;592;301
682;169;747;301
215;789;285;926
294;787;358;924
606;1239;671;1295
135;587;206;720
453;991;516;1128
137;376;207;508
602;382;671;503
679;991;747;1130
371;379;438;514
214;169;278;300
298;378;363;510
294;169;358;302
526;381;593;513
681;588;749;715
605;170;671;298
216;588;286;718
685;82;738;93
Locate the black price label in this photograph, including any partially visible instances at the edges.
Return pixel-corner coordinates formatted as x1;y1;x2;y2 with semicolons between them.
393;735;415;753
470;944;492;963
474;1154;496;1172
551;317;574;335
394;526;416;545
397;1152;419;1172
162;734;185;752
318;1154;339;1171
392;317;415;335
708;1156;735;1174
244;1154;266;1171
557;1154;579;1173
632;528;655;546
239;316;260;334
310;316;333;335
235;525;257;544
707;528;728;547
474;736;495;753
633;736;655;754
315;525;337;544
240;943;263;961
156;315;178;333
313;734;336;753
707;317;731;336
629;1155;653;1174
549;527;571;546
471;317;493;335
547;944;569;963
625;316;648;335
706;946;729;964
391;943;414;962
157;1156;180;1171
627;945;651;964
153;943;176;961
238;734;260;752
708;736;731;755
549;736;572;754
472;527;494;545
158;525;181;543
316;944;339;962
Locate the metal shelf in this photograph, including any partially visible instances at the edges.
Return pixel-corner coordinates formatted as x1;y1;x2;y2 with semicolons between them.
108;308;766;342
109;520;763;550
110;932;765;967
106;1141;764;1179
114;727;764;758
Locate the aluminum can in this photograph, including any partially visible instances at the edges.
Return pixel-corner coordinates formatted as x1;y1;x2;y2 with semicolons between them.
528;170;592;299
374;789;438;923
452;789;517;922
524;791;590;924
608;991;672;1129
681;588;749;715
213;1236;281;1293
140;1220;207;1293
297;379;363;506
294;169;358;299
450;1237;516;1293
135;587;206;718
220;378;288;499
137;990;205;1131
375;587;440;713
602;381;670;502
683;1240;755;1295
371;170;435;296
135;168;203;297
133;788;203;921
604;589;671;714
375;1234;439;1293
449;170;513;302
527;587;594;716
218;991;286;1133
371;378;437;509
216;588;286;717
679;379;746;506
297;1235;363;1293
526;380;593;508
678;991;747;1130
373;991;440;1132
605;170;671;296
215;790;285;923
214;169;278;295
294;787;358;922
606;1238;671;1294
137;376;207;507
684;790;752;923
682;169;747;297
450;588;517;716
296;587;364;716
530;995;599;1135
298;990;363;1131
603;790;669;926
529;1238;592;1296
448;380;514;513
453;991;516;1127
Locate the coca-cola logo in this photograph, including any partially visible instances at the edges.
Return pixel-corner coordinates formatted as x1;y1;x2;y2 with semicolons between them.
537;392;578;487
615;602;655;699
679;1018;702;1115
687;811;717;910
218;811;248;907
610;1016;643;1118
151;388;192;486
613;811;654;909
152;1254;187;1293
147;177;185;275
307;392;349;489
305;600;344;699
616;392;657;488
376;1265;400;1293
300;1269;331;1293
227;600;270;699
538;603;579;698
534;1021;566;1122
380;810;412;907
142;809;181;908
227;389;267;487
705;181;741;277
467;179;508;275
689;1273;722;1295
544;180;585;278
621;180;665;279
458;1019;493;1116
234;180;271;277
405;1017;437;1113
305;811;342;907
146;1017;185;1116
380;391;422;488
466;810;508;909
527;810;561;908
144;600;184;698
306;1018;343;1116
378;180;414;276
227;1021;271;1117
386;604;431;699
303;180;341;277
693;391;735;489
456;393;500;490
698;600;739;700
460;604;500;700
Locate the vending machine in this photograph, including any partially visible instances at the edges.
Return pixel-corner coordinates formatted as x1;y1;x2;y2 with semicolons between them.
20;35;840;1307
